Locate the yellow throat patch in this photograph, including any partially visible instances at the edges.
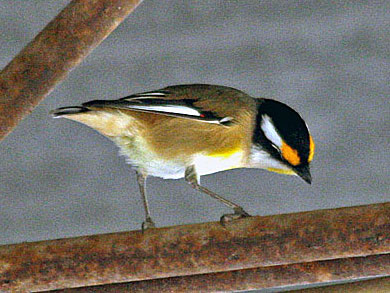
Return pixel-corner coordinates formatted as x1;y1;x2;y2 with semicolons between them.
267;167;296;175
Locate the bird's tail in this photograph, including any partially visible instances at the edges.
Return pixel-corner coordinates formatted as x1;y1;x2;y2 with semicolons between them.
50;104;134;137
50;106;90;118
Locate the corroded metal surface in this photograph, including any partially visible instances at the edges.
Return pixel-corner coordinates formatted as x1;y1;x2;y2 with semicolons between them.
297;276;390;292
0;0;143;140
58;254;390;292
1;202;390;291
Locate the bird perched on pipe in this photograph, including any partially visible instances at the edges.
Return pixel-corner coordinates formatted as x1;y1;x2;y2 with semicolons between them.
51;84;315;230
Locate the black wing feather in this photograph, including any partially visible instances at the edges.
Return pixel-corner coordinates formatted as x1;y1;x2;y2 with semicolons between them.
82;94;232;125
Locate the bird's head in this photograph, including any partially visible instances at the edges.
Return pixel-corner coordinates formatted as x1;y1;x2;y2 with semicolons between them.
250;99;315;184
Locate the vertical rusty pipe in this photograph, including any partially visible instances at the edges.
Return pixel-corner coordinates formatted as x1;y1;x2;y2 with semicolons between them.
0;0;143;141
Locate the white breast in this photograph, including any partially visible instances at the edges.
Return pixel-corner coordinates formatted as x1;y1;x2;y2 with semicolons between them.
193;151;244;177
113;135;245;180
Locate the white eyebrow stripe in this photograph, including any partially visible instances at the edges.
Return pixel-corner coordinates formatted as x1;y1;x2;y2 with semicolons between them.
127;105;202;116
261;114;282;148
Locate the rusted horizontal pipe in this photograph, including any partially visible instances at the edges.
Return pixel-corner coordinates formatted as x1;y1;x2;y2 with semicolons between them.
1;202;390;291
57;254;390;292
297;276;390;292
0;0;143;141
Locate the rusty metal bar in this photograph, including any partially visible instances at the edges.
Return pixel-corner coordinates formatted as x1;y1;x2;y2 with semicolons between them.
1;202;389;291
56;254;390;292
297;276;390;292
0;0;143;141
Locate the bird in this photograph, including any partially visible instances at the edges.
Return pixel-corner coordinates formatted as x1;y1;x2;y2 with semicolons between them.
51;84;315;230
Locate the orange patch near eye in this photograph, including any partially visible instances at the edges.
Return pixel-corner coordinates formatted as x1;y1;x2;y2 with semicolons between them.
308;135;315;162
281;141;301;166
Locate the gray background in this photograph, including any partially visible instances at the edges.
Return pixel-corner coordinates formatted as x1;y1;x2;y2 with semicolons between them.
0;0;389;250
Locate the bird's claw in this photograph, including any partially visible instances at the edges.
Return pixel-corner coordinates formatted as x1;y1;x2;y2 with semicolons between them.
141;217;156;232
220;207;251;226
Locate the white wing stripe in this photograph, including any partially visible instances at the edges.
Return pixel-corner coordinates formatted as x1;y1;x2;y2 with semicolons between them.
128;105;202;116
134;92;167;97
220;117;233;123
123;92;168;101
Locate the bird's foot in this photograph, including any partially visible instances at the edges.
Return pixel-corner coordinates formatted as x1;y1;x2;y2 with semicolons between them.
141;217;156;232
220;207;251;226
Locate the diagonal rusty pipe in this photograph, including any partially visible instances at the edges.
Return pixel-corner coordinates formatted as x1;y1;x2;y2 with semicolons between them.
0;0;143;141
0;202;390;291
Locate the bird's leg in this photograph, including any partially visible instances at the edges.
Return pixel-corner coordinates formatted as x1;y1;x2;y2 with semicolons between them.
185;165;251;225
136;170;156;231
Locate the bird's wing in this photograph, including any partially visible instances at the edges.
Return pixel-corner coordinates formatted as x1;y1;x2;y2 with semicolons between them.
82;88;233;125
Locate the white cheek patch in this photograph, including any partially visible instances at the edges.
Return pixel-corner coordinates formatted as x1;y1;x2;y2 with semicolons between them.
261;115;282;148
249;146;291;171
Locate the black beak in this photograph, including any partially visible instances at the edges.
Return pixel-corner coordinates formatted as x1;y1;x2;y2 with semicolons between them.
294;164;312;184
